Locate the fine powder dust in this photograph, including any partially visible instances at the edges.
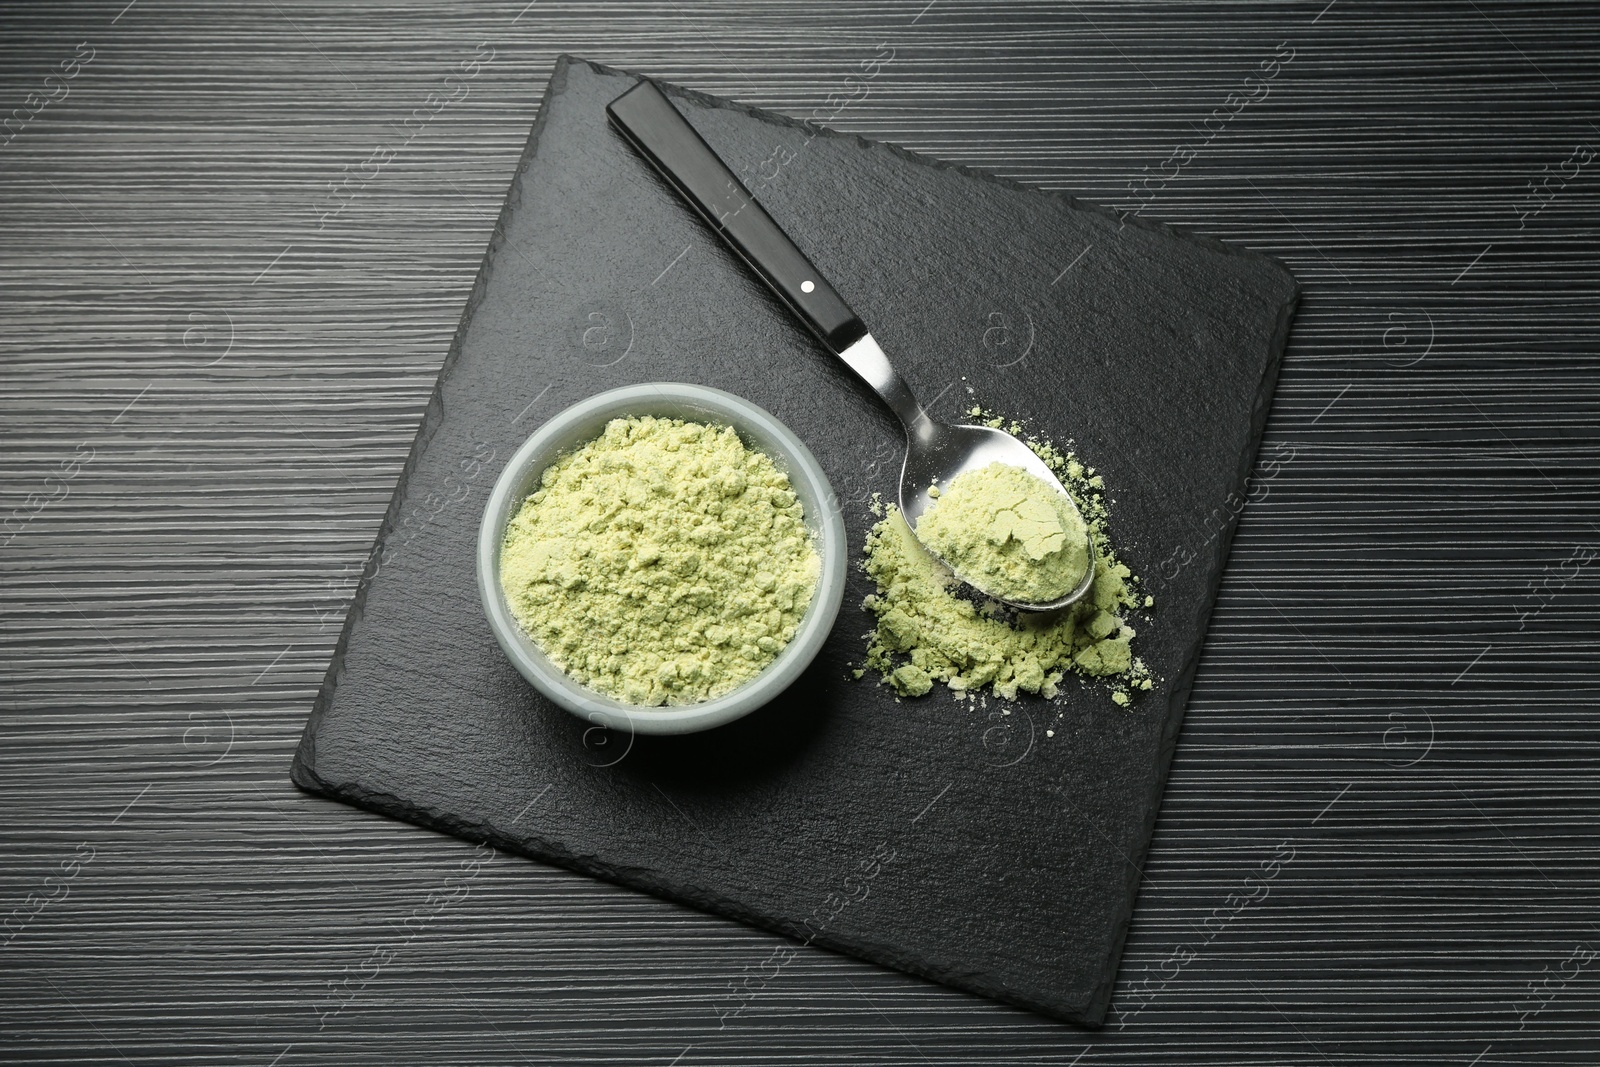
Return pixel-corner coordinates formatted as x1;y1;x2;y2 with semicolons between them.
499;416;820;706
915;460;1091;604
858;410;1153;706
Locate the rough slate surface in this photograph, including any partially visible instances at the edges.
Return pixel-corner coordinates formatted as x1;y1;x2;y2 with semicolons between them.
290;56;1297;1026
11;3;1600;1063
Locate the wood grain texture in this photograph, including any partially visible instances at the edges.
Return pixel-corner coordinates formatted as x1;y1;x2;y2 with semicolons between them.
2;1;1597;1063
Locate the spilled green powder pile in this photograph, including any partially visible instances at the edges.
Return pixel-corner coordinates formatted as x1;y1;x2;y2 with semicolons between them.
499;416;819;707
915;461;1090;604
859;409;1152;705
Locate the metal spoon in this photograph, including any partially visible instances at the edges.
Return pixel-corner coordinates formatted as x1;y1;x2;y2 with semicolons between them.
606;80;1093;612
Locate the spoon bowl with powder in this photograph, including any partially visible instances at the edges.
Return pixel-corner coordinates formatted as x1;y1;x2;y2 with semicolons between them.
893;420;1095;611
608;81;1093;611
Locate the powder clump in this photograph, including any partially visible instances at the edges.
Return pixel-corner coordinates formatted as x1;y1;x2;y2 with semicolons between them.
499;416;819;706
915;461;1089;604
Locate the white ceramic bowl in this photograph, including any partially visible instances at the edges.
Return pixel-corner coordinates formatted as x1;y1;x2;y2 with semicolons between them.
478;382;846;736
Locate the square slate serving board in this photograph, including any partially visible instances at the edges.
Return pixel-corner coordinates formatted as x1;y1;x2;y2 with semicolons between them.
292;56;1298;1027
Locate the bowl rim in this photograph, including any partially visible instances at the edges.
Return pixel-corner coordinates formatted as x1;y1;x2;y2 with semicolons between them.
477;382;846;736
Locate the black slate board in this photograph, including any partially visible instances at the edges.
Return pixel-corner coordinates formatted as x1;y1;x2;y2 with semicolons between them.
291;55;1297;1027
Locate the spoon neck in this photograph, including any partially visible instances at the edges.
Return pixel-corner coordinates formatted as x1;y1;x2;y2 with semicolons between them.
888;380;935;441
836;333;931;433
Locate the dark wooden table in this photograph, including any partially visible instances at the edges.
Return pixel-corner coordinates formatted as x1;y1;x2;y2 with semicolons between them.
3;2;1597;1063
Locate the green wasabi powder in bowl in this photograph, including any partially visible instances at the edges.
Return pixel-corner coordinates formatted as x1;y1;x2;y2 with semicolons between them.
479;383;846;736
499;415;819;707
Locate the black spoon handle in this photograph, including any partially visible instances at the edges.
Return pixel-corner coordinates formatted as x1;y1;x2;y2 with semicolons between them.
606;80;868;354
